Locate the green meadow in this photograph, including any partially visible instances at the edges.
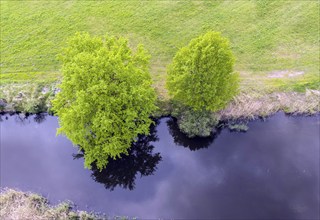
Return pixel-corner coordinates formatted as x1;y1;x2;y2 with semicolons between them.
1;0;319;98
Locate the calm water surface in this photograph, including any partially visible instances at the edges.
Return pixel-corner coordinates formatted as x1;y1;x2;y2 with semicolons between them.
0;113;319;219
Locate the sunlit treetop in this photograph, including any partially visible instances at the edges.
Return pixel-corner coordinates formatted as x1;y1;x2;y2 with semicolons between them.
166;31;239;112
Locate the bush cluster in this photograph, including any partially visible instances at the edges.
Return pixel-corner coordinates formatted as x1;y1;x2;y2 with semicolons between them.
178;108;219;138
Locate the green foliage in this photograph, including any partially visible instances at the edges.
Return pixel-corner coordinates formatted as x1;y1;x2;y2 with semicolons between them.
52;32;157;170
178;108;219;138
0;83;53;113
228;123;249;132
0;103;5;112
22;87;49;113
167;31;239;112
170;101;219;137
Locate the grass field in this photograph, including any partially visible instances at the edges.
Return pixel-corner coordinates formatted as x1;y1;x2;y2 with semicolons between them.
0;0;319;113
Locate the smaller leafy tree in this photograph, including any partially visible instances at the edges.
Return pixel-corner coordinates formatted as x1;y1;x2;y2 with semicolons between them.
167;31;239;112
52;32;157;170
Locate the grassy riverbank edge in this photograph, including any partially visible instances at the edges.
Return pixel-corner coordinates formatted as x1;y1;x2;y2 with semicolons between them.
0;83;319;121
0;188;132;220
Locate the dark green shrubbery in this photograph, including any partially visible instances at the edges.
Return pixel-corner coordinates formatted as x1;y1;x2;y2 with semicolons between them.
228;123;249;132
171;102;219;138
178;109;219;138
12;93;49;114
0;99;7;111
1;84;51;114
23;95;48;114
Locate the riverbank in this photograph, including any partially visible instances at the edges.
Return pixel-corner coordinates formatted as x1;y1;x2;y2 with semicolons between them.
0;83;57;114
1;82;319;120
0;188;98;219
0;188;133;220
218;89;320;120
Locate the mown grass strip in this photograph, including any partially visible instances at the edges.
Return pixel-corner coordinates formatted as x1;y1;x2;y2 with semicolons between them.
0;72;61;85
1;1;319;94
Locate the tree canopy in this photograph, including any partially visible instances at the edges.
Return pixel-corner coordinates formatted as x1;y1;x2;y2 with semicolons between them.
166;31;239;112
52;32;157;170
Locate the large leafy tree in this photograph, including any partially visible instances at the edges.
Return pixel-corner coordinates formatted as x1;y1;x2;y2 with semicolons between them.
167;31;239;112
52;32;157;170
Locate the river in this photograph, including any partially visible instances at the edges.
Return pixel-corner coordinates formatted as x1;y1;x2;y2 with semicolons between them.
0;113;319;219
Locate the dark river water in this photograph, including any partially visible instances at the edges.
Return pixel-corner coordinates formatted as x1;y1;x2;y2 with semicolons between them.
0;113;319;219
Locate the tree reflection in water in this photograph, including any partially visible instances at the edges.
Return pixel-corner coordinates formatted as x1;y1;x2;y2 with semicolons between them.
33;113;47;124
0;113;47;124
14;113;31;125
166;117;221;151
73;120;162;191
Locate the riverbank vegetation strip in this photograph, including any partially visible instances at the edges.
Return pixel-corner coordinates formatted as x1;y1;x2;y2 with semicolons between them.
0;1;319;116
0;188;136;220
0;188;98;219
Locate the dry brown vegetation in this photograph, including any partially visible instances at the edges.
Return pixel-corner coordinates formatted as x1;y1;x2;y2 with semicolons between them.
219;89;320;120
0;188;97;220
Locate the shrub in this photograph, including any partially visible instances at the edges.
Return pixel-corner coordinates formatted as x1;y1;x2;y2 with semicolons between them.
177;108;219;138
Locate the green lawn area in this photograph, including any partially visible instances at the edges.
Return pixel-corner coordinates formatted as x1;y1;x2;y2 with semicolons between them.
1;0;319;98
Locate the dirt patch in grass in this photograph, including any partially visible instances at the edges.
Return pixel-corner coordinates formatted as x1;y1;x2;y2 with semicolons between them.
268;70;305;78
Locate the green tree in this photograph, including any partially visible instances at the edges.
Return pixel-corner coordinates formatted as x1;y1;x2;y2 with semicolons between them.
167;31;239;112
52;32;157;170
